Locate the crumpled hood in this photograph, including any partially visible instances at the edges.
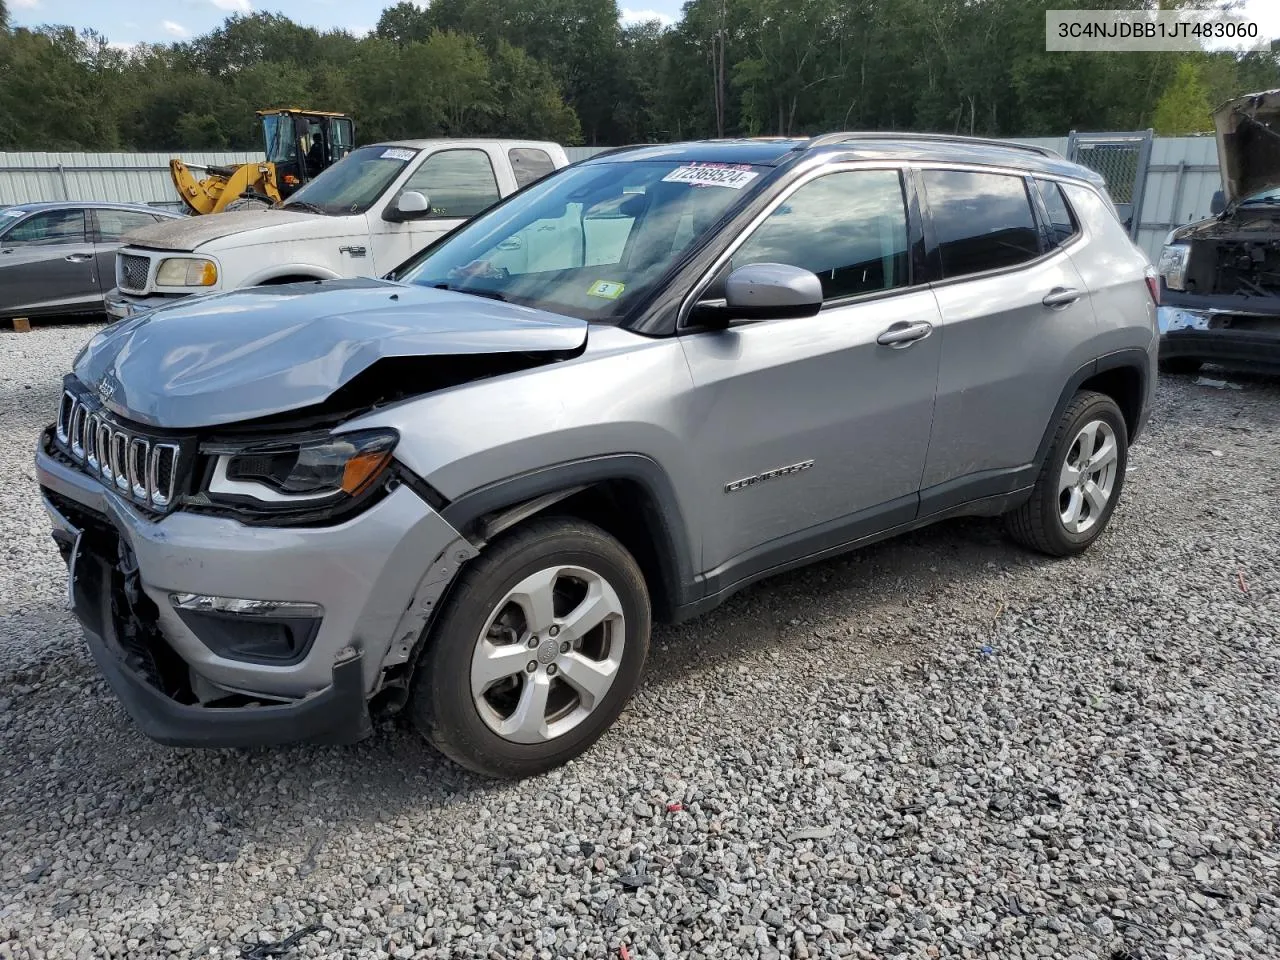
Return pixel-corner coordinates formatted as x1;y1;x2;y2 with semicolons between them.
73;278;588;428
120;208;323;252
1213;88;1280;204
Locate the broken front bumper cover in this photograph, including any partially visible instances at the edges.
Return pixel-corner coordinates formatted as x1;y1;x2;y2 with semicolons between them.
1157;307;1280;368
105;291;194;322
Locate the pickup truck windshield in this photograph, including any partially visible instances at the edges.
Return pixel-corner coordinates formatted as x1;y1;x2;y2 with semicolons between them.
281;145;418;215
397;159;768;321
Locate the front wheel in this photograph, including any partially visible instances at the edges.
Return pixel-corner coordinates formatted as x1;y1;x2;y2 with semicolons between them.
409;517;651;778
1004;390;1129;556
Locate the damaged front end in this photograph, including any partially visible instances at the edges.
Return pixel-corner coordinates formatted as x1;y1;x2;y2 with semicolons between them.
1154;89;1280;369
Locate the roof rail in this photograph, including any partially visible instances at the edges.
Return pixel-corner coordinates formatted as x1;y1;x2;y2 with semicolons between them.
800;131;1059;157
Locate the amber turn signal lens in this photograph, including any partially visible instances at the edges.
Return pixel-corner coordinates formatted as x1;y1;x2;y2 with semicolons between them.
283;174;300;185
341;449;394;496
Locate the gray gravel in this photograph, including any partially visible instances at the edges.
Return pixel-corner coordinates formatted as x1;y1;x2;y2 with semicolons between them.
2;323;1278;960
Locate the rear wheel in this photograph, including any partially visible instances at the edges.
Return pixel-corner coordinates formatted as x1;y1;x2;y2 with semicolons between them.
410;517;651;778
1004;390;1128;556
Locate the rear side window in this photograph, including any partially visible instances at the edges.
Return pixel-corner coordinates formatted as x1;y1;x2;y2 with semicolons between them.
95;209;163;241
3;209;87;246
731;169;911;301
403;149;501;219
924;170;1040;278
1034;178;1080;248
509;148;557;188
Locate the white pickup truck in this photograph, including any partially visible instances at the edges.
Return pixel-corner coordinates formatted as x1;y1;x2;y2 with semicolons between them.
105;138;570;320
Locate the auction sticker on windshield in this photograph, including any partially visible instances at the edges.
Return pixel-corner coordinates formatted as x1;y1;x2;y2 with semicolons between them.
381;148;418;162
587;280;626;300
662;164;759;189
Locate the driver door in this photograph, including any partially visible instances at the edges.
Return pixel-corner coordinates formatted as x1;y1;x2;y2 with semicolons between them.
677;167;942;581
0;208;98;316
369;147;510;273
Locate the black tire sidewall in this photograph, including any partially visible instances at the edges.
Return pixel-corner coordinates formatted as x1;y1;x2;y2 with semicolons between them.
1039;395;1129;553
415;524;650;777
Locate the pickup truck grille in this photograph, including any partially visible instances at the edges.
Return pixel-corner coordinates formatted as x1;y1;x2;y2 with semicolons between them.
117;253;151;294
56;390;181;511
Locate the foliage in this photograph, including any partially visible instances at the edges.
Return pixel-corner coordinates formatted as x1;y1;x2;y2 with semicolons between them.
0;1;1277;152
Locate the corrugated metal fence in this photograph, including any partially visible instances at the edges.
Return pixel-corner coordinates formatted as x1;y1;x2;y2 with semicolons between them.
1;138;1223;260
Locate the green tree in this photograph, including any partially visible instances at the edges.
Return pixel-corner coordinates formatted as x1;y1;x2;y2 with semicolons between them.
1153;60;1214;134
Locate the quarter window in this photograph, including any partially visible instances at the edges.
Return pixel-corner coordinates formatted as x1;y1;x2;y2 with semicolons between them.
923;170;1041;278
95;209;162;241
509;148;557;188
731;169;911;300
1034;178;1080;247
403;149;501;219
4;209;86;246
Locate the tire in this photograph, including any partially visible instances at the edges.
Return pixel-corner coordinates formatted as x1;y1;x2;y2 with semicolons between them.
222;196;272;213
409;517;651;778
1158;355;1202;375
1004;390;1129;557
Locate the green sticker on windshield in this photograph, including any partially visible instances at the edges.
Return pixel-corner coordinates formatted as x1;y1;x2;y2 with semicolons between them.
588;280;626;300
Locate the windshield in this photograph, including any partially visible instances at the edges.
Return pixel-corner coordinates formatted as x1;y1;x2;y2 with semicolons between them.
1240;186;1280;206
263;114;296;164
396;159;767;321
281;144;418;216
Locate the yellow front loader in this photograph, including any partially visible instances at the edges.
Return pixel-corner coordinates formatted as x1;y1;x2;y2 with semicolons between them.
169;108;356;215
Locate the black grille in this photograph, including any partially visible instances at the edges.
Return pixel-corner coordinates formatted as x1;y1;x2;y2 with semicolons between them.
117;253;150;292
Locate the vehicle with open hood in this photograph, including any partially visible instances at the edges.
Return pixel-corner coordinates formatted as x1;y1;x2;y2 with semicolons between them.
1155;89;1280;373
37;133;1156;777
104;138;568;322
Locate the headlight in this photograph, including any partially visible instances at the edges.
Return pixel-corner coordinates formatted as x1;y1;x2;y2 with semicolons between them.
1156;243;1190;291
208;429;399;510
156;257;218;287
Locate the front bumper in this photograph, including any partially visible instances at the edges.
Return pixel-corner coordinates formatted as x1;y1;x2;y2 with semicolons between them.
36;430;470;747
105;290;198;322
1157;306;1280;368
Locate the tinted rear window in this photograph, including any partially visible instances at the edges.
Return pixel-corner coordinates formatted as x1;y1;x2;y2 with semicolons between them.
924;170;1041;278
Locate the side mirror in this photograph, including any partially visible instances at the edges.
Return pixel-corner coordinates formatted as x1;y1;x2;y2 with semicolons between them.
1210;189;1226;215
384;190;430;222
694;262;823;327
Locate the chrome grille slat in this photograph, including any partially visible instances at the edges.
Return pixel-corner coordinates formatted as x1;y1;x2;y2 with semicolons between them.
54;390;180;512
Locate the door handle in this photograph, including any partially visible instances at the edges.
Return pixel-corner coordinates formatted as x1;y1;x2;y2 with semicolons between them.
876;320;934;347
1042;287;1081;308
64;253;93;263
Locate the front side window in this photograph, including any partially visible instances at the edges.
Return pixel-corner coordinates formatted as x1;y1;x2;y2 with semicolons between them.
403;149;502;219
1034;178;1080;248
924;170;1041;278
397;159;767;321
282;144;417;215
731;168;910;300
95;209;161;241
2;209;86;246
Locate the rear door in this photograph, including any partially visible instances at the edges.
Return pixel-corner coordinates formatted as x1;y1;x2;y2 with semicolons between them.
0;208;97;316
91;208;168;291
917;167;1097;508
369;146;508;272
678;165;942;581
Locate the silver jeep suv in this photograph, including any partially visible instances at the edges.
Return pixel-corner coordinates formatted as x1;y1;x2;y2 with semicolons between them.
37;133;1158;777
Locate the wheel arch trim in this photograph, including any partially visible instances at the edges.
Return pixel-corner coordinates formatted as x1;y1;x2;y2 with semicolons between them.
1034;348;1151;470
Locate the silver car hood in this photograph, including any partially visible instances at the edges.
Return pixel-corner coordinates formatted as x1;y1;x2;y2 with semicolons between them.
120;208;320;252
1213;88;1280;204
73;279;588;429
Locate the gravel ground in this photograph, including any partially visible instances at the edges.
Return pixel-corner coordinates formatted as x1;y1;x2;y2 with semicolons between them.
1;323;1277;960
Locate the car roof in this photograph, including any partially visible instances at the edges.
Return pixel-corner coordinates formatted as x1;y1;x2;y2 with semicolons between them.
0;200;185;217
377;138;563;151
582;133;1102;183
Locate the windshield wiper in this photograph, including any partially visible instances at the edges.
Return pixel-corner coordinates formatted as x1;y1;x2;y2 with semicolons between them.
283;200;327;215
432;282;507;302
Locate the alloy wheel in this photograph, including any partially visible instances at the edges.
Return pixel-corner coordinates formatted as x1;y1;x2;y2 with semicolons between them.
1057;418;1119;535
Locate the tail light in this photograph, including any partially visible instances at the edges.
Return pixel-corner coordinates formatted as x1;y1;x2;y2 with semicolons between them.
1144;266;1160;305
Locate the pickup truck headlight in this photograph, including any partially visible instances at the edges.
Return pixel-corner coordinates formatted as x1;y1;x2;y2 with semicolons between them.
156;257;218;287
1156;243;1190;291
207;429;399;511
